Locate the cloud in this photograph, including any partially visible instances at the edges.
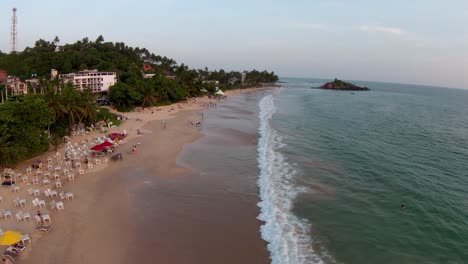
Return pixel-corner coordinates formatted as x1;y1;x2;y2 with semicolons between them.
285;23;328;31
356;25;406;35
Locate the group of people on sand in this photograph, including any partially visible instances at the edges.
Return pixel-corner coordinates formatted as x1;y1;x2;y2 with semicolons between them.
204;102;217;108
2;243;24;263
188;120;202;128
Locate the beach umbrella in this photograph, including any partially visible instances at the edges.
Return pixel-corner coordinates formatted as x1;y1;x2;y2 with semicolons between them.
100;141;113;147
91;144;105;151
0;231;22;245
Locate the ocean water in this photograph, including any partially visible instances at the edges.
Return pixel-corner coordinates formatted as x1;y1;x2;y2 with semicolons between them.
257;78;468;264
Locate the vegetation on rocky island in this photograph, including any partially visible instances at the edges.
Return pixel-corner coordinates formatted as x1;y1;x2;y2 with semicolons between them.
321;78;370;91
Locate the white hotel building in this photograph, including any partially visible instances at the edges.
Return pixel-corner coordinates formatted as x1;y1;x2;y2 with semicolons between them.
56;69;117;93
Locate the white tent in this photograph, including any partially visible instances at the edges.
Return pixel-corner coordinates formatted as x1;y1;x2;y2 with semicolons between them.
215;89;225;95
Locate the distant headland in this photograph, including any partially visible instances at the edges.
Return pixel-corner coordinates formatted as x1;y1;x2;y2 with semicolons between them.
321;79;370;91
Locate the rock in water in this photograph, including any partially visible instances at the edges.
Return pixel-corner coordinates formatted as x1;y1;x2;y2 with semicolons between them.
321;78;370;91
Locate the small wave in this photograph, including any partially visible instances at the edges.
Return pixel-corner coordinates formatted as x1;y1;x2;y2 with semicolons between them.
309;82;324;88
257;95;326;264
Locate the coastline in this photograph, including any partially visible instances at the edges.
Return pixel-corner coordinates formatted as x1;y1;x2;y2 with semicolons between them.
7;86;282;263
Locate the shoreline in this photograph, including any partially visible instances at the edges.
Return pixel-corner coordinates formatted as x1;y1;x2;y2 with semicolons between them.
5;86;283;263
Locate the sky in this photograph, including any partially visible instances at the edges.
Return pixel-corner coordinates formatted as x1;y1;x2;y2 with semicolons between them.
1;0;468;88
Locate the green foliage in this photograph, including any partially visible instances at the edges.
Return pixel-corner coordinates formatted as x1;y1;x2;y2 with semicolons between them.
0;37;166;82
0;78;101;167
0;126;19;168
203;83;217;94
50;134;62;151
115;105;134;112
332;78;348;87
96;107;114;121
108;82;140;108
96;107;122;126
0;96;53;166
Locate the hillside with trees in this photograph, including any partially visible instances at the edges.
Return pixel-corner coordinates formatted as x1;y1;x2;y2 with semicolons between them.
0;36;278;167
0;36;278;109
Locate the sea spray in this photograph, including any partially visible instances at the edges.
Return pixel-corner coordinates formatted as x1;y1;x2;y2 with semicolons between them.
257;95;325;264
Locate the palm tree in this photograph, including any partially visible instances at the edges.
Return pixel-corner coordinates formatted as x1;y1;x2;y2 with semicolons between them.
50;76;64;93
137;81;156;107
60;84;83;130
78;88;98;125
53;36;60;45
44;86;65;121
0;84;5;103
37;78;48;94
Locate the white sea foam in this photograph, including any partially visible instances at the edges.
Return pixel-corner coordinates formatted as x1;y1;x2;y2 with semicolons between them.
257;95;325;264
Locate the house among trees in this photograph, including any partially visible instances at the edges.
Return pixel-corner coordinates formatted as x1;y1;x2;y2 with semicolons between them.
58;69;117;93
6;76;28;95
143;73;156;79
142;63;154;72
0;70;7;83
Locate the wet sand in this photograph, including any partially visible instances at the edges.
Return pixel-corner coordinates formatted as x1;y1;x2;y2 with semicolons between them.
124;120;269;263
19;91;272;263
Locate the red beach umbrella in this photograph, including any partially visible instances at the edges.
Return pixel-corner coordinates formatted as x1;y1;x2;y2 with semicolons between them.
90;145;105;151
100;141;113;147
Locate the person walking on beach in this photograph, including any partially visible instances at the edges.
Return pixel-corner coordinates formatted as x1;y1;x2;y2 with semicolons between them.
2;257;13;264
162;120;167;129
37;210;44;224
132;145;137;153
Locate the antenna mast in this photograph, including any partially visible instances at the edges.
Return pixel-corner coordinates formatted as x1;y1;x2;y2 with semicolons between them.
11;8;17;53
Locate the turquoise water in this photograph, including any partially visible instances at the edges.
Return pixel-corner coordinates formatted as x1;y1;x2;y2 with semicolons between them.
258;79;468;264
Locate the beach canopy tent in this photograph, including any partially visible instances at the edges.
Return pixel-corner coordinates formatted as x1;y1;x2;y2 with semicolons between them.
100;141;113;147
90;144;105;151
90;141;113;151
108;133;126;140
0;231;22;245
215;90;225;95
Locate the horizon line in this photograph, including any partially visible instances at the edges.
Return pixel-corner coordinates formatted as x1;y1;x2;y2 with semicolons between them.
279;76;468;91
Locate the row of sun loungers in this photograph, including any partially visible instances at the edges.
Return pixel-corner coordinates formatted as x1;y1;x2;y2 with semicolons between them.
0;137;119;261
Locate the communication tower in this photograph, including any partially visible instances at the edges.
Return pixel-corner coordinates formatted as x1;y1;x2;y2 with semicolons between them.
11;8;17;53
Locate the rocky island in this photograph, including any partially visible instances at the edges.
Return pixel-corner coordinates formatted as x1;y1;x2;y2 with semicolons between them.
321;78;370;91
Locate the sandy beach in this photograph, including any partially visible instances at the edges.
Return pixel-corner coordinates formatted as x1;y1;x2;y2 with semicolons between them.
1;87;278;263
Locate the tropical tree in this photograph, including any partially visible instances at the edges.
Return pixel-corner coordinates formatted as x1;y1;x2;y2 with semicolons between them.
0;96;53;161
60;84;82;129
50;76;64;93
108;82;140;110
137;81;156;107
43;86;65;121
0;127;18;168
78;88;98;125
